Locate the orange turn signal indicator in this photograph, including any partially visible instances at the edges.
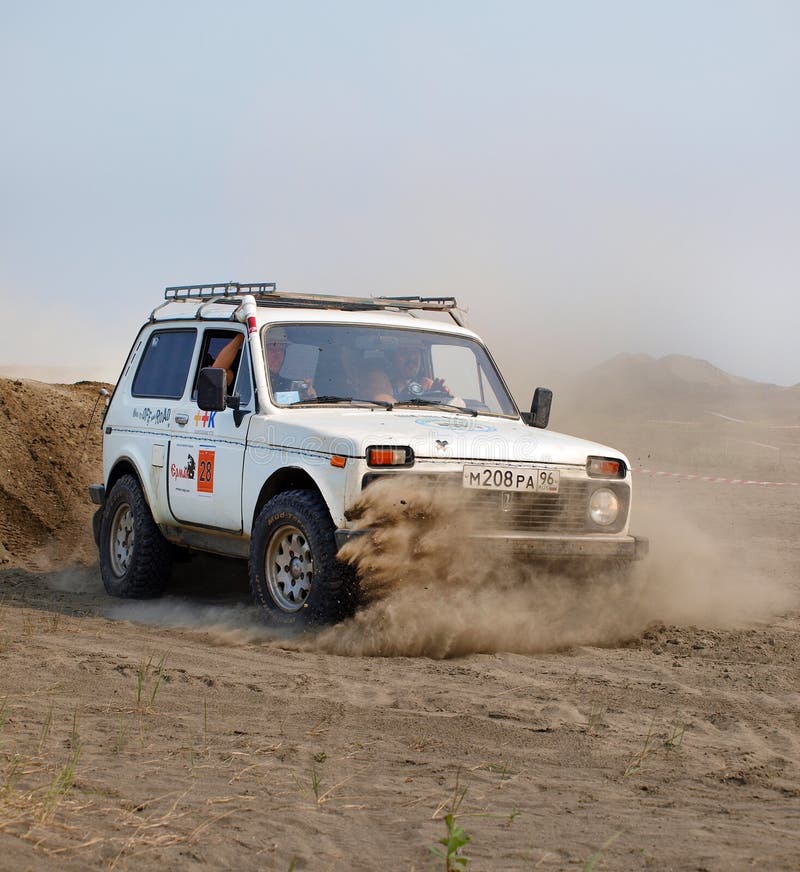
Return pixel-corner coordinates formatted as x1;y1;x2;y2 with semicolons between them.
366;446;414;467
587;456;625;478
330;455;347;468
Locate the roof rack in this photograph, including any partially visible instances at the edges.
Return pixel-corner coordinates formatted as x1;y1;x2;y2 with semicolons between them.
155;282;465;325
164;282;277;301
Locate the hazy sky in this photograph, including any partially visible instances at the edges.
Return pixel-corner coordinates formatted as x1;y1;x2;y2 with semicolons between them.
2;1;798;394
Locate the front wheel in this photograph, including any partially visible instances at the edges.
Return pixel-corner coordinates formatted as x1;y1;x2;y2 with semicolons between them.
249;490;356;626
99;474;172;598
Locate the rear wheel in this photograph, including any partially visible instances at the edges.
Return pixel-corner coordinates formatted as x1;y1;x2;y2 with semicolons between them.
249;490;355;626
99;474;172;598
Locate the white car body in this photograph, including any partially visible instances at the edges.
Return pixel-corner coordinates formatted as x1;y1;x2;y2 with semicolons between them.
95;302;644;556
91;285;647;624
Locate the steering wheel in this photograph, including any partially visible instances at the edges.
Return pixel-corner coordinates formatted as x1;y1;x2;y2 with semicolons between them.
418;389;455;403
397;382;460;405
397;381;426;402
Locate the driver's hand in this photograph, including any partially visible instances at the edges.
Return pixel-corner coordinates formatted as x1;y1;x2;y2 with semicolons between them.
302;378;317;399
431;377;452;396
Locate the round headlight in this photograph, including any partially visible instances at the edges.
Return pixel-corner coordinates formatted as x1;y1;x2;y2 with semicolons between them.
588;488;619;526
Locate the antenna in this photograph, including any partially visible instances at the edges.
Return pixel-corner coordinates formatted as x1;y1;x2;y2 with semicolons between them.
80;388;109;463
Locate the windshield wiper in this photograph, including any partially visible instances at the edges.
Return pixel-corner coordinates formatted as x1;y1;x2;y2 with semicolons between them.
293;396;393;409
393;399;478;416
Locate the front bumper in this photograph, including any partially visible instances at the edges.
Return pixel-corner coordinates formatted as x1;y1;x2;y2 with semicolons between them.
336;529;649;560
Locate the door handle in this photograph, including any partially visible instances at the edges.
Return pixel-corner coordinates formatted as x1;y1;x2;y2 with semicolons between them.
175;414;189;425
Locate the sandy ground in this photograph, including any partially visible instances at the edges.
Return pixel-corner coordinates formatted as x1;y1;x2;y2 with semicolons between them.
1;377;799;870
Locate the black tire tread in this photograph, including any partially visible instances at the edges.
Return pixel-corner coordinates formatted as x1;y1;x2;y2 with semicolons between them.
99;474;172;598
249;489;355;626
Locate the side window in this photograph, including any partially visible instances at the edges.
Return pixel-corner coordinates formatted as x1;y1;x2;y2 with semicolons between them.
192;330;242;398
132;329;197;399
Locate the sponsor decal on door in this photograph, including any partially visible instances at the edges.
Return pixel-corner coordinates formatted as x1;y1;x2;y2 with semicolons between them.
170;444;215;497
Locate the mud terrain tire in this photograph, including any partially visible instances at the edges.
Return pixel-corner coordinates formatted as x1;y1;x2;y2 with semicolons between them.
249;490;355;626
99;474;172;598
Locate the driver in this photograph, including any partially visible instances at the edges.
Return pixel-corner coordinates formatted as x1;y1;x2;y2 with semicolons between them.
392;339;451;400
363;338;451;403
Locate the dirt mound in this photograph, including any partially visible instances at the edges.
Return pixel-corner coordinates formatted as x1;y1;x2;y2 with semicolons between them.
0;377;109;570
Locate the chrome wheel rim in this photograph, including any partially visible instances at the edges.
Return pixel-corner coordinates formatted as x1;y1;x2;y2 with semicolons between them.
265;525;313;613
110;503;134;577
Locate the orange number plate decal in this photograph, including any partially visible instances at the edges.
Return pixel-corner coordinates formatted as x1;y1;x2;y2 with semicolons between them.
197;449;215;494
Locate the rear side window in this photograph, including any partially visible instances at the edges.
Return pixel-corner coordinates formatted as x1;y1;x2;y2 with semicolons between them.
132;329;197;399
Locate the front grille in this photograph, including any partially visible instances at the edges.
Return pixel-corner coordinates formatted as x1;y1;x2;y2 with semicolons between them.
360;472;630;534
466;480;628;533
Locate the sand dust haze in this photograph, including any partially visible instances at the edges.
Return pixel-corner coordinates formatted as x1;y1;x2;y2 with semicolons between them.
301;478;794;658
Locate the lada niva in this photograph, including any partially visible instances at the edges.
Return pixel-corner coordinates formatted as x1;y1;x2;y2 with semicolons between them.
89;283;647;625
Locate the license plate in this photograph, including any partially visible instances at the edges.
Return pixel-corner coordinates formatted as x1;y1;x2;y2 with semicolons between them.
462;465;560;493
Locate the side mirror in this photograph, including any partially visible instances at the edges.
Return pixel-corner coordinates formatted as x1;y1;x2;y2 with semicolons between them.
197;367;227;412
529;387;552;429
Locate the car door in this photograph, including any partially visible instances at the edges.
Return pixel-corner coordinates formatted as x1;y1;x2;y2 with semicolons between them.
167;327;252;532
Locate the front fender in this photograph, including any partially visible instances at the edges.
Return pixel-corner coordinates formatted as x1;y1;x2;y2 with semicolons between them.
105;443;170;524
243;458;348;533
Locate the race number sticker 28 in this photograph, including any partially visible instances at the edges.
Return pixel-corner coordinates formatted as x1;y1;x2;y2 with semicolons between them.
197;449;215;495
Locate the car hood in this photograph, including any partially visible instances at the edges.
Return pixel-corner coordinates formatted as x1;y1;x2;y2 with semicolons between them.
262;408;629;467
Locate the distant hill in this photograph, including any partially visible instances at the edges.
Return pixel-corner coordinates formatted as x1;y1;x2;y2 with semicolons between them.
549;353;800;474
557;353;799;424
589;353;760;391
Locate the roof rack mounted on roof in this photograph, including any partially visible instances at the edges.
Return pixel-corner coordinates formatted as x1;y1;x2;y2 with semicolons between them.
155;282;466;325
165;282;278;301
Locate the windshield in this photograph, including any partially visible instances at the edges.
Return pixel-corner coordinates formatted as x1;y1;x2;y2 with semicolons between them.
262;324;518;417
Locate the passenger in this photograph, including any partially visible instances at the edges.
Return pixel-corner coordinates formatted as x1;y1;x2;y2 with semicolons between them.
361;363;395;405
262;327;293;393
212;328;316;399
212;332;246;389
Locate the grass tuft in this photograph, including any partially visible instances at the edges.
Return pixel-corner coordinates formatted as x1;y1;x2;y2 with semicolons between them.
38;703;54;753
135;652;169;712
583;831;623;871
582;705;607;734
624;714;657;777
665;722;686;751
0;696;9;734
41;743;82;821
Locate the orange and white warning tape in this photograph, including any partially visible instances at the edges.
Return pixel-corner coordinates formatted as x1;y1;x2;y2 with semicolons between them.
634;468;800;487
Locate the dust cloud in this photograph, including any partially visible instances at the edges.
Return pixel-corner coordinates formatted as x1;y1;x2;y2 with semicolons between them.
99;554;299;646
107;600;289;646
47;566;104;594
299;477;794;659
633;494;795;626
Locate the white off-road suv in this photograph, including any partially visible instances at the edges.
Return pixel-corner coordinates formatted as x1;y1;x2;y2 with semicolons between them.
89;283;647;625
